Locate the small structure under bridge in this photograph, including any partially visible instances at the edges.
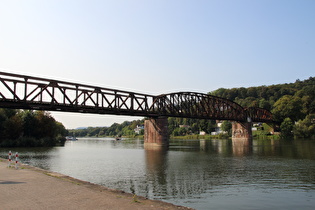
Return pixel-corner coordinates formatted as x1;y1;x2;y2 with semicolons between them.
0;71;275;147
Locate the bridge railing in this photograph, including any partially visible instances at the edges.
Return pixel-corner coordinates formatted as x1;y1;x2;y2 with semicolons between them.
0;71;158;116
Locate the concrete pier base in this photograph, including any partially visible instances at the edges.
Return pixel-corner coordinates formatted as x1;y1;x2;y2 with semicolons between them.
232;121;252;141
144;117;169;147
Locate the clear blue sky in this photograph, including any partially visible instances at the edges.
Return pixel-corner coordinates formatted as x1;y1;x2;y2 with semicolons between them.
0;0;314;128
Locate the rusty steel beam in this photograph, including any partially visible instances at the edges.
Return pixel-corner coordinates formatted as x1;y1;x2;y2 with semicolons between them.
151;92;247;121
244;107;273;123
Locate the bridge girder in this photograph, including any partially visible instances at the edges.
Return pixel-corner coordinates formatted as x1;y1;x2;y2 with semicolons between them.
151;92;247;121
244;107;273;123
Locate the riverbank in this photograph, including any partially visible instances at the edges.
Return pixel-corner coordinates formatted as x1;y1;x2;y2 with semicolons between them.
0;158;193;210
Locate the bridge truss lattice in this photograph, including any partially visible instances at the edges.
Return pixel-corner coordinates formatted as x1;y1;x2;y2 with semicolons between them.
0;71;273;123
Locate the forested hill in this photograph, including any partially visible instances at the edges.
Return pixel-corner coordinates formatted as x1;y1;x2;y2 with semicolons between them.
210;77;315;117
208;77;315;139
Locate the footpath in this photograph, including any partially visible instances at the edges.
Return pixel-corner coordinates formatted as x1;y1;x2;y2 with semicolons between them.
0;159;193;210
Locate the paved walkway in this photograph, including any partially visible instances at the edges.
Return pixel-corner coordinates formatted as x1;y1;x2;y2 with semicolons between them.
0;159;193;210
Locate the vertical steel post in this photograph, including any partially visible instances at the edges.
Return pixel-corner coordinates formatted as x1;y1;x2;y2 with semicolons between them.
13;82;17;100
63;88;66;104
95;88;99;108
114;91;117;109
75;85;79;106
51;83;55;104
24;78;28;102
40;86;43;102
130;93;134;112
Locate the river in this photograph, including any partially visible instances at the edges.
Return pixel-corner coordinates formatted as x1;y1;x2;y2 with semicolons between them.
1;138;314;210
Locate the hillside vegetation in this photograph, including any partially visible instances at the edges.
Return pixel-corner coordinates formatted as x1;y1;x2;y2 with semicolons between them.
210;77;315;117
71;77;315;139
210;77;315;138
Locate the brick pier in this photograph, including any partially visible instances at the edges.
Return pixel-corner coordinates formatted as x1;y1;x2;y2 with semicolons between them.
144;117;169;147
232;121;253;141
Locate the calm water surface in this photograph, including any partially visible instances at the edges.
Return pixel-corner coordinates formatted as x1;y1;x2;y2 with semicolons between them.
1;138;315;210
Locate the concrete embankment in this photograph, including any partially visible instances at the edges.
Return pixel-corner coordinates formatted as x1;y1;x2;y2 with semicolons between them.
0;158;193;210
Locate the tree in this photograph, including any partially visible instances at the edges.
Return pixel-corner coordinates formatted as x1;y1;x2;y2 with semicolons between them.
4;114;23;140
55;122;68;137
293;114;315;139
35;111;57;139
247;87;258;98
280;117;294;139
191;123;199;134
199;120;215;134
272;95;305;122
21;110;38;137
0;109;67;147
259;98;271;110
0;109;8;142
210;88;228;98
221;121;232;135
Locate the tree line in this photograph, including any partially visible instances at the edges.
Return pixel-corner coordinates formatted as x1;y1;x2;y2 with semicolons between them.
0;109;68;147
68;119;145;138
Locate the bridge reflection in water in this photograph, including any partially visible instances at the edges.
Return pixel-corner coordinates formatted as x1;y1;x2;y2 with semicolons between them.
143;139;256;199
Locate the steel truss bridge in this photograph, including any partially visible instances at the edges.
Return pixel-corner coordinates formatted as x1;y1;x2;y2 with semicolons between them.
0;72;273;123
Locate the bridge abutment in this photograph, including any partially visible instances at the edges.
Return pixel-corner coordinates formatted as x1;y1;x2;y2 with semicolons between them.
144;117;169;148
232;121;252;141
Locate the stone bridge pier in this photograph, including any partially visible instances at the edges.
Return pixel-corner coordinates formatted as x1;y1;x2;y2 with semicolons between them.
144;117;169;148
144;118;254;147
232;121;253;141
